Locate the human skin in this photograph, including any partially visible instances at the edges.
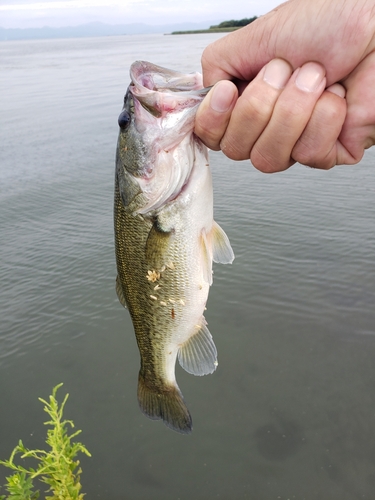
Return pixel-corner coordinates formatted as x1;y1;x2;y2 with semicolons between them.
194;0;375;172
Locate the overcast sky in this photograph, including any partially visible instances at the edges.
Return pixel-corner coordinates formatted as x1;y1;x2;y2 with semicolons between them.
0;0;282;29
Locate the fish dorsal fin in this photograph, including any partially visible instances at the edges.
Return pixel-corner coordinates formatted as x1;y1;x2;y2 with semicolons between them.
200;229;213;285
211;221;235;264
178;319;218;376
116;275;128;309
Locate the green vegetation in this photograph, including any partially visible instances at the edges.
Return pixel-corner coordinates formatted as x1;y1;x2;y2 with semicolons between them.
0;384;91;500
210;17;257;29
171;17;257;35
171;27;241;34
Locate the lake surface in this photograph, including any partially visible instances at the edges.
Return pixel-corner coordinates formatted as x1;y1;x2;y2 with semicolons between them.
1;33;375;500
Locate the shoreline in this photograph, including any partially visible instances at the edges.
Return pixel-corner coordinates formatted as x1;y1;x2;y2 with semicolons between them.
169;27;240;35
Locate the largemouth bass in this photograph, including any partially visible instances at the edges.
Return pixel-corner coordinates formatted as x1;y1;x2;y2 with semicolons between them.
114;61;234;434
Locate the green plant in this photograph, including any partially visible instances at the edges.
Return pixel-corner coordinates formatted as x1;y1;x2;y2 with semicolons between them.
210;16;257;29
0;384;91;500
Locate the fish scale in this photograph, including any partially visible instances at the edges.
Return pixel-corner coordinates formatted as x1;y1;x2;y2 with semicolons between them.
115;177;194;432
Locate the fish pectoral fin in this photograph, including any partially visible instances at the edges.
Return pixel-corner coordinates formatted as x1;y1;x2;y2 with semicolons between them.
200;222;234;283
178;320;218;376
137;373;192;434
145;220;174;269
211;221;235;264
116;275;128;309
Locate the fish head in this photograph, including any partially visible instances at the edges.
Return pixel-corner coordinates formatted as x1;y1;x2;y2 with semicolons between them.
116;61;210;214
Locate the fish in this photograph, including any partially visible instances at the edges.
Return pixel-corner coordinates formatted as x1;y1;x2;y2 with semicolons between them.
114;60;234;434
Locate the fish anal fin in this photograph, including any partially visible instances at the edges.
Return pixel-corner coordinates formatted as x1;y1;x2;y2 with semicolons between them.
116;275;128;309
138;372;192;434
145;220;174;269
211;220;234;264
178;320;218;376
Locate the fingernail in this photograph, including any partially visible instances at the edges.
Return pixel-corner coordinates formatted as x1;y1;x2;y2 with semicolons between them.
295;62;325;92
209;81;235;113
326;83;346;98
263;58;292;89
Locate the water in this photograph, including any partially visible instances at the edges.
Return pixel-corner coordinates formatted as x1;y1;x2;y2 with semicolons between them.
1;34;375;500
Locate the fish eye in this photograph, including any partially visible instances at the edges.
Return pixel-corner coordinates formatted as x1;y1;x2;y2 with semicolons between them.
118;110;131;129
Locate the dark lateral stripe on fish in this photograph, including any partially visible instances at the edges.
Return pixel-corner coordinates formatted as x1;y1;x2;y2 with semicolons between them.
137;372;192;434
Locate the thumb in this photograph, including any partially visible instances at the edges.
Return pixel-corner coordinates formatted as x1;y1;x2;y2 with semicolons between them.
201;0;375;87
201;14;282;86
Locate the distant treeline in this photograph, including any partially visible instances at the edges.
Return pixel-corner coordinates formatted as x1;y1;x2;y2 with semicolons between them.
210;17;258;29
171;17;258;35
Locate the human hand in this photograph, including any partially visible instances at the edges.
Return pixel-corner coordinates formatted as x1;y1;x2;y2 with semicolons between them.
195;0;375;172
196;59;347;171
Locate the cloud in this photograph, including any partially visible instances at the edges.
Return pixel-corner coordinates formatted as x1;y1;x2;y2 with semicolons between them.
0;0;153;7
0;0;141;10
0;0;279;29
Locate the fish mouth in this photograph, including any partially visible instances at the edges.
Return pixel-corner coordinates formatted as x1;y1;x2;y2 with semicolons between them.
129;60;210;118
123;61;210;215
130;60;204;92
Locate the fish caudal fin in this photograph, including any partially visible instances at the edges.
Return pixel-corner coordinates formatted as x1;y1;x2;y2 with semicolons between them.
178;320;218;376
137;372;192;434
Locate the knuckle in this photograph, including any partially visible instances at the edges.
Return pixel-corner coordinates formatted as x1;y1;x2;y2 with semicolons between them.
293;142;335;169
250;147;283;173
292;137;316;165
325;101;345;123
200;134;221;151
315;96;345;127
238;93;273;122
195;118;222;151
246;95;270;118
276;97;306;122
220;138;248;161
198;131;220;150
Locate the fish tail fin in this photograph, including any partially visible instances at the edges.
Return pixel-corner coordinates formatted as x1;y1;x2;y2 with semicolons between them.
137;372;192;434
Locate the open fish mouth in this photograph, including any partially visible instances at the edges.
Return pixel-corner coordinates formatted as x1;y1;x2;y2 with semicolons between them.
119;62;214;216
129;60;212;118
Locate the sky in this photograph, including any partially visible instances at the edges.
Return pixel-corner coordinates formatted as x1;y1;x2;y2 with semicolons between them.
0;0;282;29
